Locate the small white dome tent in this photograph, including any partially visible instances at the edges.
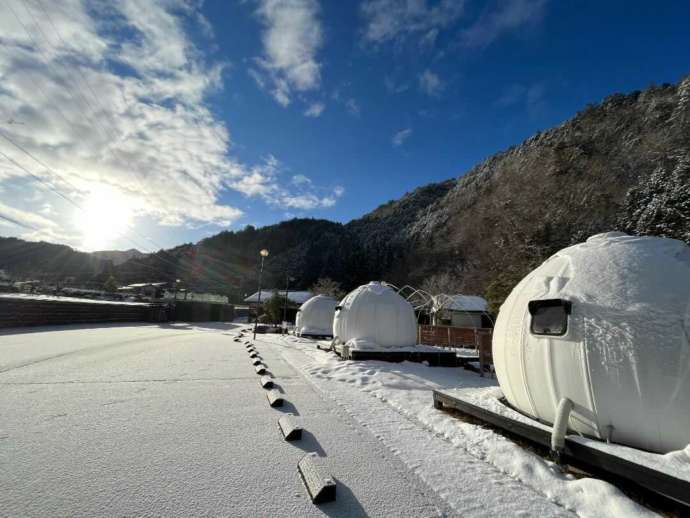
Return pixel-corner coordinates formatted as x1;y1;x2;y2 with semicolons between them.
333;281;417;348
296;295;337;337
493;232;690;453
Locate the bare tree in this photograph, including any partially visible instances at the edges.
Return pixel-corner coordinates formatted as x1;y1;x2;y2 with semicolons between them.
310;277;346;300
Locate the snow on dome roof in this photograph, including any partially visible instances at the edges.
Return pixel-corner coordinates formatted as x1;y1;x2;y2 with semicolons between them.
333;281;417;348
296;295;337;337
493;232;690;453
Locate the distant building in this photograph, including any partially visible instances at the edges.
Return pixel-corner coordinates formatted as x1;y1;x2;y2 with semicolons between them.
244;290;313;324
431;294;492;329
163;290;228;304
244;290;313;305
119;282;168;299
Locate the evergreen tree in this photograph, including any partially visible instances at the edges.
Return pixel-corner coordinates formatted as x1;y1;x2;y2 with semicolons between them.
619;155;690;244
103;275;119;293
262;291;284;324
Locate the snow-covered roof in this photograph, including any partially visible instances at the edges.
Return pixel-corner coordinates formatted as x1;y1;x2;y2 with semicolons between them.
122;282;168;289
244;290;313;304
0;293;151;306
435;294;488;312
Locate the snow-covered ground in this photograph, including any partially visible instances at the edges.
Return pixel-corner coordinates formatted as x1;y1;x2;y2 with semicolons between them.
0;323;449;517
265;333;665;518
1;323;679;517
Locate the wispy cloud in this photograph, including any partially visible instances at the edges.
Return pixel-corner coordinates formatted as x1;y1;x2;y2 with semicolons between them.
461;0;548;49
384;75;410;94
419;69;445;96
495;82;548;118
252;0;323;107
392;128;413;147
292;174;312;185
231;156;343;211
346;98;361;116
360;0;465;46
304;102;325;117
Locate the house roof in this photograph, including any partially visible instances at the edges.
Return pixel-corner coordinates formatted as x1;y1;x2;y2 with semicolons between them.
120;282;168;289
244;290;313;304
435;294;488;312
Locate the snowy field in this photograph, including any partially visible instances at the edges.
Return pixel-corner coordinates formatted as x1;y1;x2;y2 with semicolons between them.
0;323;675;517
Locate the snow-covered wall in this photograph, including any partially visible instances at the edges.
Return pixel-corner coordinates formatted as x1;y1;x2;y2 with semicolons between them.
493;232;690;453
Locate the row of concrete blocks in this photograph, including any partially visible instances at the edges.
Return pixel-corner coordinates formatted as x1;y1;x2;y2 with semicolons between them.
240;333;336;504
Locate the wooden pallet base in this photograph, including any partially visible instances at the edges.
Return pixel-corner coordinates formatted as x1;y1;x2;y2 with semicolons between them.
343;347;458;367
432;388;690;509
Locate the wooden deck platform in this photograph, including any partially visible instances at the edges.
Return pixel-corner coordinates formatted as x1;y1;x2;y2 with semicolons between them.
433;387;690;510
342;345;458;367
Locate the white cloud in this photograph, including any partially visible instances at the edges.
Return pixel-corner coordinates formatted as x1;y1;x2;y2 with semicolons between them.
252;0;323;106
360;0;465;45
461;0;548;49
304;102;325;117
419;69;445;96
0;0;337;249
392;128;413;147
230;156;341;212
291;174;312;185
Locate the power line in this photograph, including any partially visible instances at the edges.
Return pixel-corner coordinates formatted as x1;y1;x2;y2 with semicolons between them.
0;212;41;233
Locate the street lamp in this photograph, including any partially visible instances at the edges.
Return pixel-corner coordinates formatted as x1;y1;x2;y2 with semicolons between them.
282;273;295;334
253;249;269;340
172;279;181;321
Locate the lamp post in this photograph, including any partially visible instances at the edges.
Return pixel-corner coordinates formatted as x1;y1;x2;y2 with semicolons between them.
282;273;295;335
253;249;269;340
172;278;180;321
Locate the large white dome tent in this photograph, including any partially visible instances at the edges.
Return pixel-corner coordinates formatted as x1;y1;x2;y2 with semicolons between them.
295;295;337;338
333;281;417;348
492;232;690;454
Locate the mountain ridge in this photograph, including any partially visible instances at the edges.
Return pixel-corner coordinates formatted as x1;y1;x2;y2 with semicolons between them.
1;76;689;308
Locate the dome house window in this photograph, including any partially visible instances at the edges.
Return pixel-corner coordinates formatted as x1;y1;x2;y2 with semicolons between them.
528;299;572;336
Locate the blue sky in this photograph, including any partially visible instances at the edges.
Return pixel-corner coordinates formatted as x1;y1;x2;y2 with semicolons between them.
1;0;689;252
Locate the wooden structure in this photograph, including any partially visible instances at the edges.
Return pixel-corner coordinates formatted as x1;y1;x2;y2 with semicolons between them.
340;344;458;367
418;325;493;376
0;295;166;328
418;325;491;348
433;388;690;511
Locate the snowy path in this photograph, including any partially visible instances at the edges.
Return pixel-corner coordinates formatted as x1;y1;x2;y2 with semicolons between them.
263;333;657;518
0;323;659;517
0;323;450;517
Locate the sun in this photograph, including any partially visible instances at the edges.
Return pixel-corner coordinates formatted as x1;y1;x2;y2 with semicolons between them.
75;185;135;251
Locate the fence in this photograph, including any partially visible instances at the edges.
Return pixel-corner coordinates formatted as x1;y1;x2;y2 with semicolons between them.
418;324;493;376
0;296;166;329
172;300;234;322
418;324;492;349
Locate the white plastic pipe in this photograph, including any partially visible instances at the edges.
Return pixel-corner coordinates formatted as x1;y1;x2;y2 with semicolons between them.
551;397;574;456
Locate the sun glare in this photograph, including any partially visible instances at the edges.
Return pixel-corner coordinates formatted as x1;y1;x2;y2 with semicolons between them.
76;185;135;251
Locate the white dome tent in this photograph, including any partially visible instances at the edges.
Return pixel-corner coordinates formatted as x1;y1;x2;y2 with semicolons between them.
295;295;337;338
333;281;417;349
493;232;690;454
